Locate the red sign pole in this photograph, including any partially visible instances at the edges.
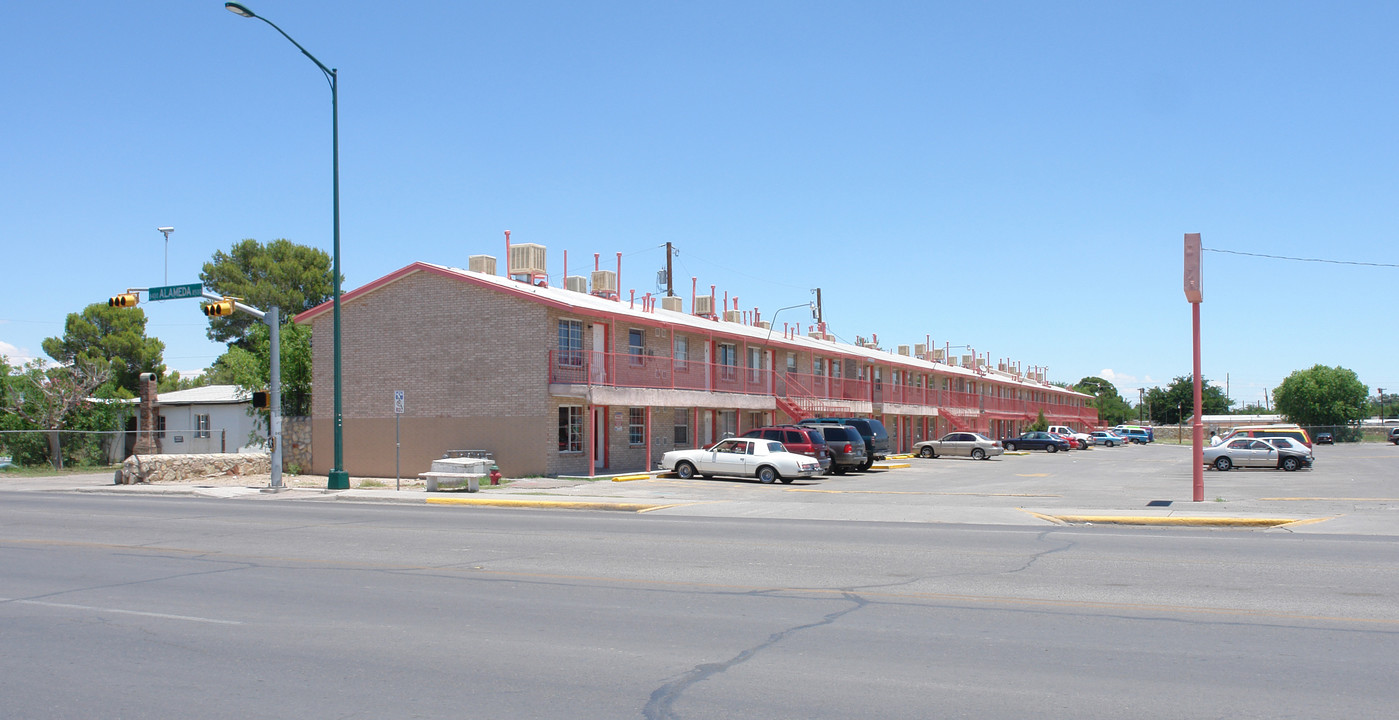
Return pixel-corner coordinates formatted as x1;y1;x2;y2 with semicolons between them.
1185;233;1204;502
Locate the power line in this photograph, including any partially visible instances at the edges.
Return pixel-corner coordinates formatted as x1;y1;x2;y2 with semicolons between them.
1204;247;1399;269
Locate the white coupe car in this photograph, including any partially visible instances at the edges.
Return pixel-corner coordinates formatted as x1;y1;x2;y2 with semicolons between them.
660;438;823;484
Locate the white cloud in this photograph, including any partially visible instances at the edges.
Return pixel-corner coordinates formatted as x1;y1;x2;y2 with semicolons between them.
1100;369;1137;385
0;340;36;365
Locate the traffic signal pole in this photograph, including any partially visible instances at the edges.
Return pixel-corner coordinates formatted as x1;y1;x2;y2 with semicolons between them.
203;292;284;491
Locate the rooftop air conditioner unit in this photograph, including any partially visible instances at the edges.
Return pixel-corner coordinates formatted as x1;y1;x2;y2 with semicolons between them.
694;295;715;316
933;349;946;362
960;355;974;368
660;296;684;312
756;321;770;329
914;343;926;357
897;345;910;356
508;243;547;276
564;276;588;293
468;255;497;275
590;270;617;295
722;310;742;323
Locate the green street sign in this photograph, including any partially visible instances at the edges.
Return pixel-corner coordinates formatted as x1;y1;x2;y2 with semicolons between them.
148;283;203;301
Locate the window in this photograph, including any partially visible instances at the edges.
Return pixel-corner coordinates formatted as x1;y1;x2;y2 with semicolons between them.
558;406;583;452
786;352;797;373
673;409;690;445
628;408;646;445
674;337;688;368
558;320;583;366
628;329;645;366
813;357;824;376
718;343;738;379
747;347;762;382
195;414;211;439
156;415;166;439
718;410;737;438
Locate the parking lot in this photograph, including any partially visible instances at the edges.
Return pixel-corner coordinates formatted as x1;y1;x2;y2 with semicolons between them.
625;441;1399;533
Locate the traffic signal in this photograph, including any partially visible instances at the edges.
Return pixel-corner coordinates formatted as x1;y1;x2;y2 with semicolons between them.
252;391;269;409
202;299;235;317
109;293;140;308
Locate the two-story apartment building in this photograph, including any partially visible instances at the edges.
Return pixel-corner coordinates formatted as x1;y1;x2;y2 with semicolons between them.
293;259;1098;478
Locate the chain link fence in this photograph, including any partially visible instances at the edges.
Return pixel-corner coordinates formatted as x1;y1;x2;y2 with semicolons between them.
0;427;242;470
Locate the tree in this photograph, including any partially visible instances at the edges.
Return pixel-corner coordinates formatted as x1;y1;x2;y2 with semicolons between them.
205;321;313;415
41;303;165;397
200;238;335;347
1074;376;1133;426
1273;365;1369;430
5;357;113;469
1144;376;1231;425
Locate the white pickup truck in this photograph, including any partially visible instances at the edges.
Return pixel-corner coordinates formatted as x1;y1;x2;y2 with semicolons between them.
1047;426;1093;448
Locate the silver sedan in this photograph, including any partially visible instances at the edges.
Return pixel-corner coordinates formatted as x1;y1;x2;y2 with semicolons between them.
914;432;1004;460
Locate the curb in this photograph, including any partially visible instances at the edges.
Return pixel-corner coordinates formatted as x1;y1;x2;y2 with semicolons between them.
611;473;653;482
424;497;678;512
1026;511;1310;528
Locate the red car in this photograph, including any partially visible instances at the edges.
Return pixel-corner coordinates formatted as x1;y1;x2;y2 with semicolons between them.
1048;432;1079;450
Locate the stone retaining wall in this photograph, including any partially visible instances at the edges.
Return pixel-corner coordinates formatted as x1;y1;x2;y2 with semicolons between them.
117;452;271;484
284;416;312;471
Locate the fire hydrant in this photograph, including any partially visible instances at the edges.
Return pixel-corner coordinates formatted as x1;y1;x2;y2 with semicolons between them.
489;464;501;485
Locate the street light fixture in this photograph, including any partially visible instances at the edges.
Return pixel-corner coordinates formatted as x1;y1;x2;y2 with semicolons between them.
157;227;174;284
226;1;348;490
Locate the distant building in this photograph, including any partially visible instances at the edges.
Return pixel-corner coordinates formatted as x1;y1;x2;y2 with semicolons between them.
293;259;1098;478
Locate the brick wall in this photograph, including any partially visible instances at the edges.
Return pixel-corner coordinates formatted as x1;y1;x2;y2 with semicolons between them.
308;269;552;476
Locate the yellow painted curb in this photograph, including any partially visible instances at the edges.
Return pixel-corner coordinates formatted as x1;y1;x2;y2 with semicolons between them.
887;453;916;460
872;462;912;469
1032;512;1302;527
426;497;672;512
611;473;652;482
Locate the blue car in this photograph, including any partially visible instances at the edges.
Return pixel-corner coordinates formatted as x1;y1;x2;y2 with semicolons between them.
1001;431;1071;453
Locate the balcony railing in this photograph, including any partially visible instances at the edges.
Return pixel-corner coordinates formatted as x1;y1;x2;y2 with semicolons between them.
550;350;773;394
548;351;1100;425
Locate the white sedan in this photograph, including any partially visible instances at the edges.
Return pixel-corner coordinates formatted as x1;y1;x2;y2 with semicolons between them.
659;438;823;484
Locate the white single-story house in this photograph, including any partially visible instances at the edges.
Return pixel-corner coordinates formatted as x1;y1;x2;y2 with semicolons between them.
143;385;264;455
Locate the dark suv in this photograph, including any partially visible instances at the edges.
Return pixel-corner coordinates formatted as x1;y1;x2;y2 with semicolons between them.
810;424;868;475
801;417;890;470
740;425;831;473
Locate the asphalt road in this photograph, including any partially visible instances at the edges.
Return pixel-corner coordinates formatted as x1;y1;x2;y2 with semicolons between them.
2;493;1396;719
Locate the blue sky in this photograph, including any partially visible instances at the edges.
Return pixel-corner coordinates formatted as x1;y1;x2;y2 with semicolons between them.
3;1;1395;408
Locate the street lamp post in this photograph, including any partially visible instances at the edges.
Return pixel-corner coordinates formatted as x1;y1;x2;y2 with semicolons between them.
157;227;174;284
226;2;348;489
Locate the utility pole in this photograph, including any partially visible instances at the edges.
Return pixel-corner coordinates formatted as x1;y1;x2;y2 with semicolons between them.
813;288;823;325
665;242;675;297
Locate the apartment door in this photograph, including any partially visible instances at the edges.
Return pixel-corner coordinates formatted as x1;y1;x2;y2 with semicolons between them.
593;406;607;471
590;323;607;384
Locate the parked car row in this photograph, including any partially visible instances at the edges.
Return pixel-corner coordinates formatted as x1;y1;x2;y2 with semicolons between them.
660;417;894;483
